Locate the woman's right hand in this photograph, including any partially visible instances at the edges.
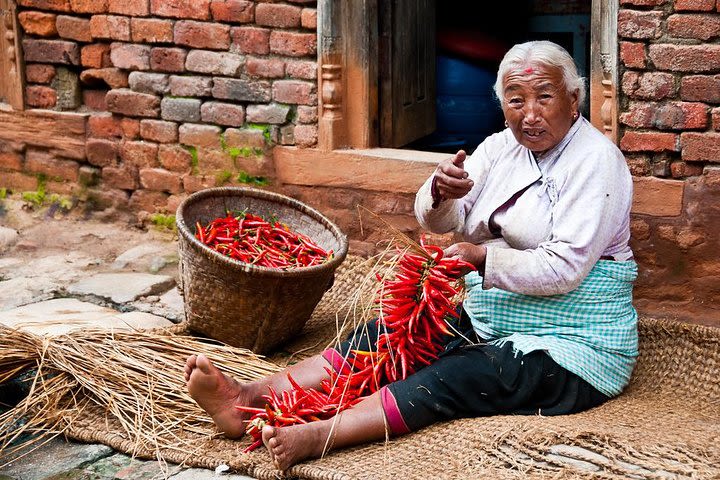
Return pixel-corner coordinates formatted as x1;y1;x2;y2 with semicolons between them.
433;150;474;201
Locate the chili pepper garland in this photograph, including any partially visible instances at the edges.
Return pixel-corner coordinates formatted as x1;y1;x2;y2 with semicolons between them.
195;212;333;269
236;240;475;452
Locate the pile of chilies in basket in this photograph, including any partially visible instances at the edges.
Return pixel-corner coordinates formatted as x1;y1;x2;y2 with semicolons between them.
195;212;332;269
237;241;475;452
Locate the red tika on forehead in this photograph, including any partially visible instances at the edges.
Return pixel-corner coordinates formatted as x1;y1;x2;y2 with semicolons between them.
524;67;534;74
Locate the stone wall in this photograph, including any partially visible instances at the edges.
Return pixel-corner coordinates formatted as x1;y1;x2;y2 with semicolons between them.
1;0;318;218
618;0;720;324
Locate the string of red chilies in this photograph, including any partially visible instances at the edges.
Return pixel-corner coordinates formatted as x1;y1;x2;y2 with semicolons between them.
195;212;333;269
237;240;475;452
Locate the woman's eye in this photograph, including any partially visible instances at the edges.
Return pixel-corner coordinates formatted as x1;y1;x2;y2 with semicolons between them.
508;98;523;106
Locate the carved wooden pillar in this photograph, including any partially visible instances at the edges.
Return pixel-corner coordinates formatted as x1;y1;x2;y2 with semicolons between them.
0;0;25;110
318;0;346;150
590;0;618;143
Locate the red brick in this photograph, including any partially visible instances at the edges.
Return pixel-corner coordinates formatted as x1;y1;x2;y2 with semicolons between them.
622;71;676;100
70;0;108;13
681;75;720;102
83;89;108;110
620;41;646;69
269;31;316;57
16;0;70;12
231;26;270;54
86;138;119;167
210;0;254;23
649;44;720;72
255;3;301;28
140;120;178;143
55;15;91;42
272;80;317;105
129;189;168;213
150;0;210;20
619;102;655;128
224;127;265;148
106;88;160;117
90;15;131;41
25;64;56;84
26;85;57;108
139;168;182;193
200;102;245;127
88;112;122;138
296;105;317;124
121;118;141;139
674;0;715;10
18;11;58;37
174;21;230;50
245;57;285;78
294;124;317;147
286;60;316;79
26;149;79;181
121;140;158;167
0;152;23;171
23;39;80;65
1;172;39;191
668;14;720;40
110;43;151;70
618;10;663;40
212;78;271;102
300;8;316;29
178;123;222;148
103;166;138;189
169;75;213;96
631;176;685;216
655;102;708;130
712;107;720;131
183;174;216;193
80;68;129;89
158;144;192;172
680;132;720;161
620;0;664;4
620;131;679;152
131;18;173;43
150;47;187;73
81;43;112;68
671;161;704;178
109;0;149;16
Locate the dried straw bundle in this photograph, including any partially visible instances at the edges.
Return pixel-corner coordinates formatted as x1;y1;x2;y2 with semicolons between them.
0;324;280;466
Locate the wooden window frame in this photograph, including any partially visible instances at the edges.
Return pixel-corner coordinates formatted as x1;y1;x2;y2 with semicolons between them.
0;0;25;110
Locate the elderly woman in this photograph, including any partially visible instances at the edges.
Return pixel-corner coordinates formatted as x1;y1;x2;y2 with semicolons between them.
184;40;637;470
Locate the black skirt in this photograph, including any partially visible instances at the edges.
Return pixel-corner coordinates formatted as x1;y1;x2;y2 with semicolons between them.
329;308;609;434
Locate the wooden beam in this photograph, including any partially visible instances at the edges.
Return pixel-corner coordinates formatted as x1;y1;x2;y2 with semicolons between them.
0;109;88;159
274;146;443;194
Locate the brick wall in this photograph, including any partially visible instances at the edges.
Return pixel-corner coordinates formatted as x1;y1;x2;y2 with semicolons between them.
619;0;720;323
2;0;318;218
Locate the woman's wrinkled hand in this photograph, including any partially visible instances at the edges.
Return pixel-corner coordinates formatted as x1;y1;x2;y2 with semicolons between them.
433;150;474;201
444;242;486;273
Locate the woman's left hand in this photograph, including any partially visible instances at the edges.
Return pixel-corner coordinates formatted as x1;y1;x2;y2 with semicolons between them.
444;242;487;273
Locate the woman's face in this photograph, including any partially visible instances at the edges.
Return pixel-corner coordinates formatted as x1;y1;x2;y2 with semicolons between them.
501;63;579;155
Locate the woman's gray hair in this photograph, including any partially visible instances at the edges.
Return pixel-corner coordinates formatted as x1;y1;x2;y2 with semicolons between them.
494;40;586;107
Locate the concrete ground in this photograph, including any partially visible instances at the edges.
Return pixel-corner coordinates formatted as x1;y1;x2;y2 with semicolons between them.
0;198;255;479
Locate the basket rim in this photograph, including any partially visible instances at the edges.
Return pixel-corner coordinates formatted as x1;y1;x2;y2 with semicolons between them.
176;187;349;278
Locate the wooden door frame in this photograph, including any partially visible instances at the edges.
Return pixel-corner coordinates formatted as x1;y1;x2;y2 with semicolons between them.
316;0;619;151
0;0;25;110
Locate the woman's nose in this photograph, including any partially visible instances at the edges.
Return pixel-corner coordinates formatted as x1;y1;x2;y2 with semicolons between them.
523;103;541;124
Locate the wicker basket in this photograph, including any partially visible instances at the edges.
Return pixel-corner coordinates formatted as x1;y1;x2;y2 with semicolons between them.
176;187;349;354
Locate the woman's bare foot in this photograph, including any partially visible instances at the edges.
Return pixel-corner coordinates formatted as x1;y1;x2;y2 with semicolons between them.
185;354;259;439
261;423;331;471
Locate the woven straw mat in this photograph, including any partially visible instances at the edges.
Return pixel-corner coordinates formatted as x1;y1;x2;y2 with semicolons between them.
66;255;720;480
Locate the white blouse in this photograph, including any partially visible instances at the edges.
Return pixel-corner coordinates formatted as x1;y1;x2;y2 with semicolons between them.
415;117;634;296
